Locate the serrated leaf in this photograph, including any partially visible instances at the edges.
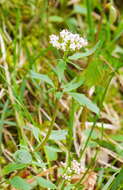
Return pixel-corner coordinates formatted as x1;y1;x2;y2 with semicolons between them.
30;71;54;87
69;40;102;60
2;163;27;175
69;92;99;114
10;176;31;190
36;176;57;189
50;130;68;141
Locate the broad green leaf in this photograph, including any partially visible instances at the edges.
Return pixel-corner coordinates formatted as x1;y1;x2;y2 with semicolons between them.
55;59;66;82
50;130;68;141
36;176;57;189
110;169;123;190
44;146;62;161
30;71;54;87
2;163;27;175
10;176;31;190
69;92;99;114
14;149;32;164
68;41;102;60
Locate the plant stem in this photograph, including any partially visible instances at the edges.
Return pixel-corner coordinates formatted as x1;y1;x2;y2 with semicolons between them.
80;72;115;159
35;99;59;151
0;100;9;155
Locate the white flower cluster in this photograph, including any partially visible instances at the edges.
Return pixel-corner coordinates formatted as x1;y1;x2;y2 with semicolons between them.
61;160;83;181
72;160;84;175
49;29;88;52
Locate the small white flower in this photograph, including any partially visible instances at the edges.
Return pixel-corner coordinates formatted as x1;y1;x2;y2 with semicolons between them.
70;43;76;51
49;29;88;52
61;42;66;51
71;160;83;175
49;34;59;42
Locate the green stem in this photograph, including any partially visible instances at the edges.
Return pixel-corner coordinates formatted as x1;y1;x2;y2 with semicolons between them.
80;72;115;159
75;149;98;189
35;99;59;151
86;0;94;41
0;100;9;155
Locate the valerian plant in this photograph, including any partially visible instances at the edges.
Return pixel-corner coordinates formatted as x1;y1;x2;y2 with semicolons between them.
28;29;102;189
32;29;100;152
1;1;123;189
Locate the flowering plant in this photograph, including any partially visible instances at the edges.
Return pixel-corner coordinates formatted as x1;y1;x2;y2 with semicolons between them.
50;29;88;52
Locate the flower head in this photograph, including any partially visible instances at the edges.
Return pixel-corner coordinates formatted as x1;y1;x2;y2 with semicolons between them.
61;159;84;181
49;29;88;52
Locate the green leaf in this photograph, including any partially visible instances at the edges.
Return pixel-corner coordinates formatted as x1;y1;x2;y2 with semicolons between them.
2;163;27;175
110;169;123;190
24;125;40;142
50;130;68;141
31;127;40;142
65;18;77;32
14;149;32;164
30;71;54;87
81;57;110;87
36;176;57;189
64;184;74;190
113;21;123;41
68;40;102;60
69;92;99;114
102;172;118;190
55;59;66;82
67;59;83;70
55;92;63;100
49;16;63;23
73;5;87;14
111;134;123;142
62;76;84;92
44;146;62;161
109;5;117;24
94;139;116;152
10;176;32;190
